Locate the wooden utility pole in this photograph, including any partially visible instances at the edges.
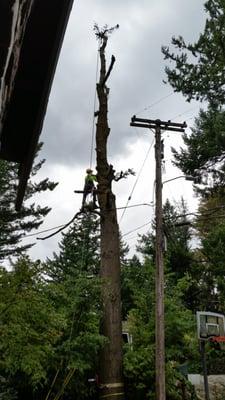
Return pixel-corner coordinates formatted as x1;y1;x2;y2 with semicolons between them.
155;121;165;400
200;341;210;400
94;25;124;400
130;116;187;400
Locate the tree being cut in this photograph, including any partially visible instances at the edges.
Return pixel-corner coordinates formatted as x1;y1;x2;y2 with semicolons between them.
94;23;125;400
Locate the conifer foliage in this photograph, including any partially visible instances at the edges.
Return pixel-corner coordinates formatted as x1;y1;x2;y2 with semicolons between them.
46;212;100;282
172;107;225;193
162;0;225;105
0;145;57;260
44;213;104;400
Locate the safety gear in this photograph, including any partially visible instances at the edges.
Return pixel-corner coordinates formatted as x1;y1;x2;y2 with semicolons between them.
85;174;97;184
81;170;97;211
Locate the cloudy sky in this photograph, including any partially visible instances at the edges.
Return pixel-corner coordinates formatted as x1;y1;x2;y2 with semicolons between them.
25;0;206;260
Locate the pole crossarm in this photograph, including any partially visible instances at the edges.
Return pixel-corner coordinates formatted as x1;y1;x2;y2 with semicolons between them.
130;115;187;132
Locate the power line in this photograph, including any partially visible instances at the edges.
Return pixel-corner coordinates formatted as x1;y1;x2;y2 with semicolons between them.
18;203;153;241
122;220;152;237
136;92;174;115
19;203;225;242
123;205;225;239
117;202;153;210
174;204;225;220
119;138;154;224
37;211;85;240
125;233;140;242
23;224;66;239
172;106;198;121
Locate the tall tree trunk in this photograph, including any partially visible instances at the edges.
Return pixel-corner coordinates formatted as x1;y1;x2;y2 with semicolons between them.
95;32;124;400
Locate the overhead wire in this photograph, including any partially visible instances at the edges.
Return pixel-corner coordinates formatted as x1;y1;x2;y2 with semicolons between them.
124;218;222;256
126;100;199;233
173;204;225;220
37;211;83;240
17;203;153;241
7;44;204;400
119;138;155;224
122;220;152;237
22;113;198;242
136;92;174;115
21;87;199;248
24;224;66;239
117;202;154;210
122;204;225;245
37;94;197;245
171;106;198;121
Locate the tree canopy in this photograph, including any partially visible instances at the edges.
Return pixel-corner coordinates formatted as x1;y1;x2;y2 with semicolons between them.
172;107;225;195
162;0;225;106
0;145;57;260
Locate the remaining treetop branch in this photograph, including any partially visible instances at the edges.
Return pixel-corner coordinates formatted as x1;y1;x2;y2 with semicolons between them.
93;23;119;41
102;55;116;87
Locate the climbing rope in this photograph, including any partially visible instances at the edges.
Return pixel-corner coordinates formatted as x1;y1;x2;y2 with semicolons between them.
52;368;76;400
90;45;100;169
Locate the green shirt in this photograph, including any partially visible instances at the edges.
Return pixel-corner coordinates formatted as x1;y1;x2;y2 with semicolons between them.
85;174;97;184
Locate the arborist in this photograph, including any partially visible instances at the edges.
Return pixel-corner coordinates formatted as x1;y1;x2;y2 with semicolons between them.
81;168;97;211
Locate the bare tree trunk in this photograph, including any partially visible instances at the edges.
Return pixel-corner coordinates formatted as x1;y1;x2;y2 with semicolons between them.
95;32;124;400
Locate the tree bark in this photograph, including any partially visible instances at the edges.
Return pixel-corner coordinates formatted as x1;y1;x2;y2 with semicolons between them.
95;35;124;400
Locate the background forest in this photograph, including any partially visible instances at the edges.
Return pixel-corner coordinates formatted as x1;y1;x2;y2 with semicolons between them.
1;0;225;399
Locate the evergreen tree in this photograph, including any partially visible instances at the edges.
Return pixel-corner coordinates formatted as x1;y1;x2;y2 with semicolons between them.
123;235;198;400
192;192;225;312
0;375;17;400
161;0;225;338
0;257;63;398
136;199;193;282
134;199;204;312
44;213;104;400
0;145;57;260
46;212;100;282
162;0;225;105
172;107;225;194
121;254;143;319
0;214;104;400
196;191;225;236
162;0;225;197
163;199;192;280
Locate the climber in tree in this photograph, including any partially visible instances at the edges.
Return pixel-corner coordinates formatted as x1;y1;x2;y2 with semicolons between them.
81;168;97;211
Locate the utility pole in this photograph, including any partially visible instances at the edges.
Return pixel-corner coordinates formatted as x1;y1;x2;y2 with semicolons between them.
200;341;210;400
130;116;187;400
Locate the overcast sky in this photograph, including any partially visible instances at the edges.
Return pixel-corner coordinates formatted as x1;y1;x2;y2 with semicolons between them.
25;0;206;260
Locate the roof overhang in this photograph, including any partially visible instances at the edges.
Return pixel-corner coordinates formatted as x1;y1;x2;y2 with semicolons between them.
0;0;74;210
